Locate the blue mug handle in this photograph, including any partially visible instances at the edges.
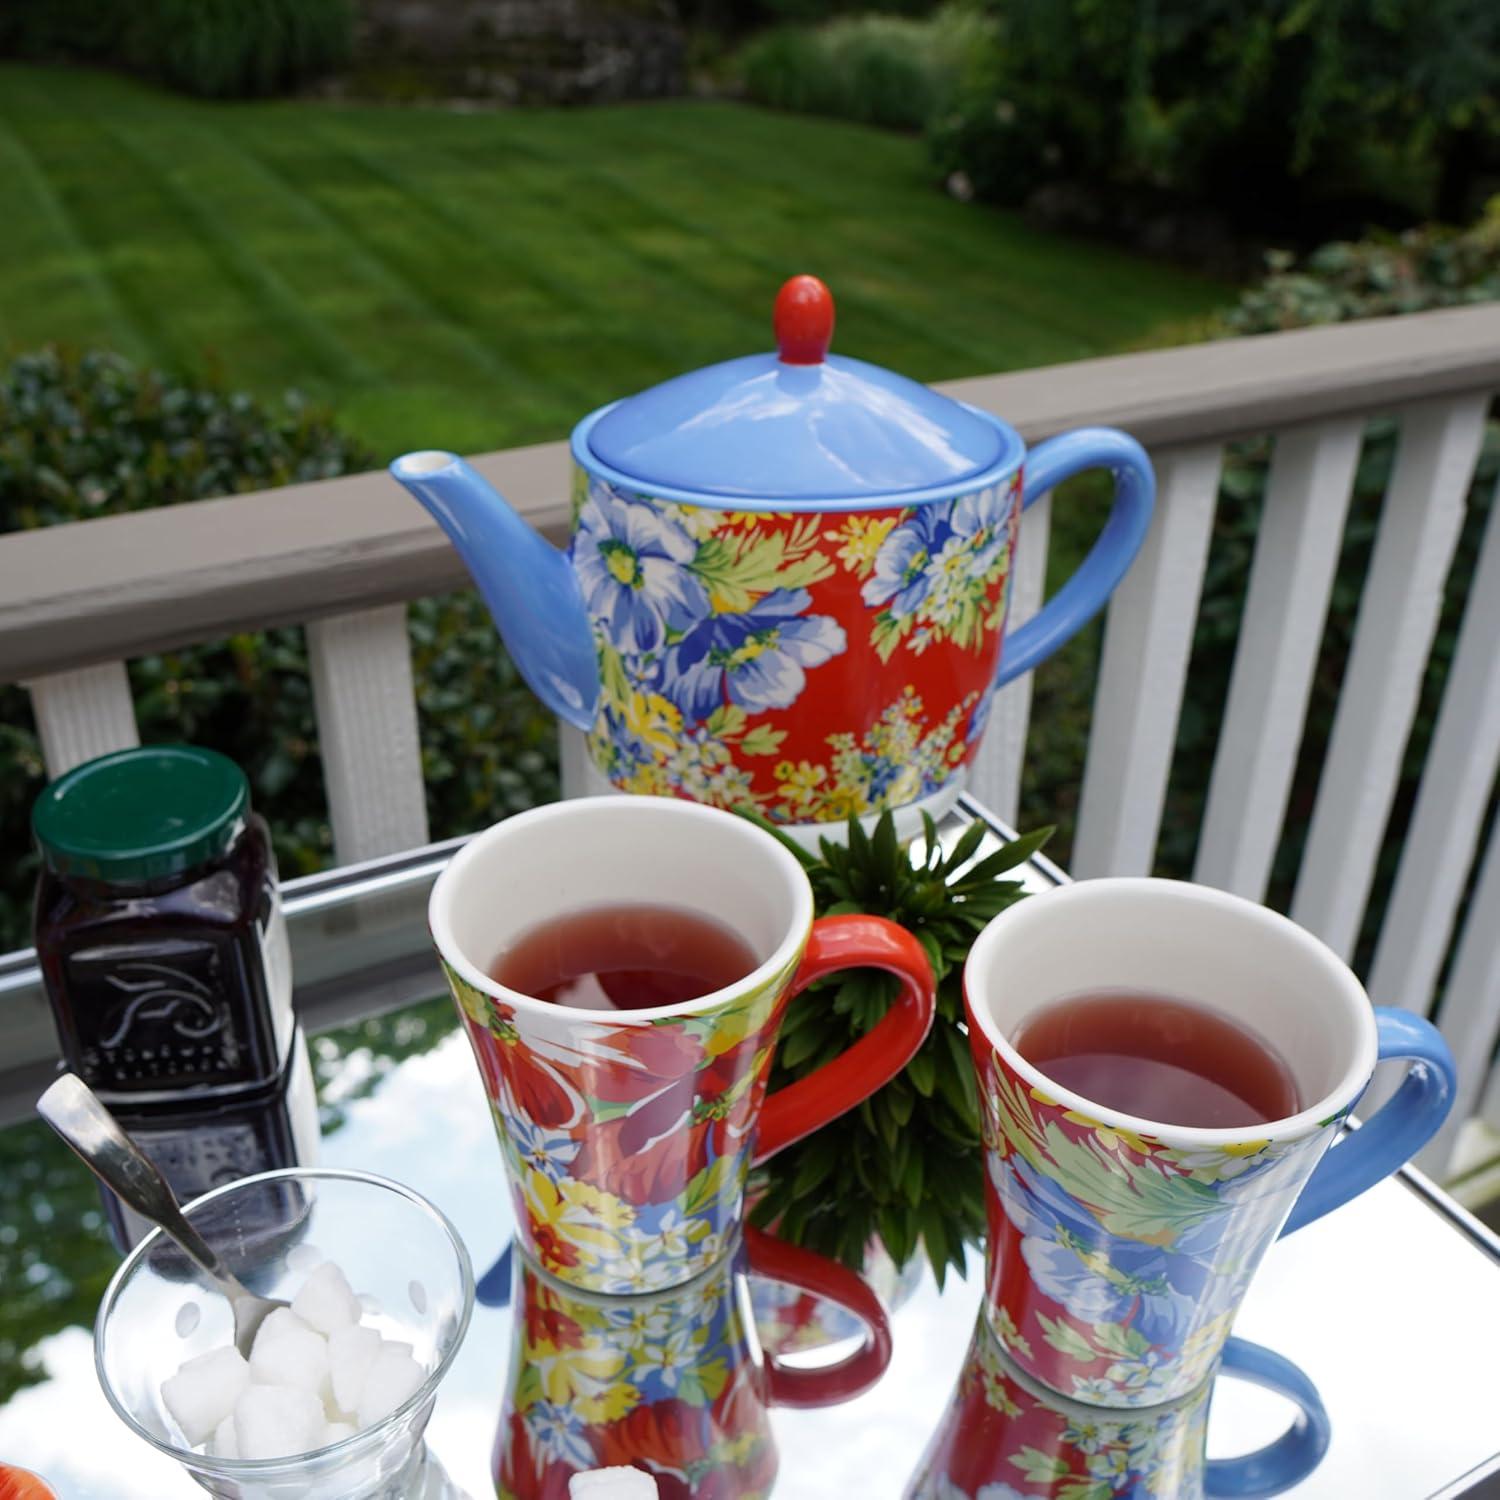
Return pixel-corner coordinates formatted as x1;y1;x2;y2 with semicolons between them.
996;427;1156;686
1279;1008;1456;1238
1206;1339;1332;1498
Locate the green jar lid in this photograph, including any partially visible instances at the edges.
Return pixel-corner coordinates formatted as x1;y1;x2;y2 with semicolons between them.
32;744;250;884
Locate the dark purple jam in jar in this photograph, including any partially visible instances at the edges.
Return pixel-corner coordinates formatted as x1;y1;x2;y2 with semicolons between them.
33;745;293;1107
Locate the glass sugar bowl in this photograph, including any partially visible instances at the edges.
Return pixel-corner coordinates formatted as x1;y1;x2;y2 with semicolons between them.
94;1169;475;1499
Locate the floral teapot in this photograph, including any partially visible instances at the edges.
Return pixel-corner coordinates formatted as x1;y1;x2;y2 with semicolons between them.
391;276;1154;836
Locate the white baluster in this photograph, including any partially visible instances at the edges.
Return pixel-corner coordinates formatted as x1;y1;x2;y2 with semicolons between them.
1292;395;1489;959
26;662;140;775
1194;419;1362;900
1072;445;1222;879
307;605;429;864
1369;472;1500;1017
1417;812;1500;1178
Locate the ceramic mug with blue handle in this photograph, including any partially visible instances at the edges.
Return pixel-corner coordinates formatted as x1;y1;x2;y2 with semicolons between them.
909;1320;1331;1500
963;877;1456;1409
390;275;1153;841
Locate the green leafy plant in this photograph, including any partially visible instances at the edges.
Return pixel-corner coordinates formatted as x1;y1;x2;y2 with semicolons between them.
1222;198;1500;332
748;810;1051;1283
2;0;352;98
927;0;1500;237
737;5;997;133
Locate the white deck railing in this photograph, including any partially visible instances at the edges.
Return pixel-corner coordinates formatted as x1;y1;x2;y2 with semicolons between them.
3;304;1500;1179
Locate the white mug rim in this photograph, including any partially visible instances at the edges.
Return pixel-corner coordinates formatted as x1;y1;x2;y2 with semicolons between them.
429;796;814;1025
964;876;1380;1148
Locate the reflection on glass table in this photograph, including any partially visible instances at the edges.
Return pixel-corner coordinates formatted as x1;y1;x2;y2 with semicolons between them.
0;805;1497;1498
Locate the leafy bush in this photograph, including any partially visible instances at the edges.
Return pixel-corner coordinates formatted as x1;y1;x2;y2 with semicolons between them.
1224;201;1500;332
928;0;1500;237
0;347;557;952
737;5;996;133
681;0;940;36
0;0;352;98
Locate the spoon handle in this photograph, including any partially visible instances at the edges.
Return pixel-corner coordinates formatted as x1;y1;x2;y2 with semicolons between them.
37;1073;237;1290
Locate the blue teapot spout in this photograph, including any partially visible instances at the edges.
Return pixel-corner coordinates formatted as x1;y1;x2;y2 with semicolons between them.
389;451;599;730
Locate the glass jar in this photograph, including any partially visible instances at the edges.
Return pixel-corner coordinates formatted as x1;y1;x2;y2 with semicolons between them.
32;745;294;1105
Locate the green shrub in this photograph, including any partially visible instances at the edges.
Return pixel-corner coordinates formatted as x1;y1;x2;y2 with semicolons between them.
737;5;996;133
927;0;1500;237
0;0;352;98
1224;201;1500;332
0;347;557;952
681;0;940;35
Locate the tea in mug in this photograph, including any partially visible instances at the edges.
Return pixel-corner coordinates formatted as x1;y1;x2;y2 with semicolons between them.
491;904;758;1012
1011;990;1300;1128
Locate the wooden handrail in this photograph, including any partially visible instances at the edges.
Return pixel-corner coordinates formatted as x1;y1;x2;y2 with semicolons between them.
2;303;1498;683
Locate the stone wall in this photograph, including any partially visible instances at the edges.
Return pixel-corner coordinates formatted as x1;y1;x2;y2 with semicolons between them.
353;0;685;105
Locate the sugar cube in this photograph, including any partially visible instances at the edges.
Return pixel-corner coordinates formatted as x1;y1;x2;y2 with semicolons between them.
249;1307;314;1354
234;1384;326;1460
291;1261;361;1335
211;1415;238;1460
160;1345;251;1446
285;1243;325;1276
569;1468;659;1499
327;1323;382;1416
354;1342;425;1428
249;1309;330;1398
162;1255;426;1460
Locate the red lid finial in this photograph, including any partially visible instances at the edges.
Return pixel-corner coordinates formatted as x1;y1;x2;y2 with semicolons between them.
774;275;835;365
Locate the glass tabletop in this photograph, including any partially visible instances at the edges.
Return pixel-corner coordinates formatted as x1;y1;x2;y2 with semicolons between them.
1;799;1498;1498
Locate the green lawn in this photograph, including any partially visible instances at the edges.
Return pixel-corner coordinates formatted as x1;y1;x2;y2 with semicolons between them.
0;65;1226;459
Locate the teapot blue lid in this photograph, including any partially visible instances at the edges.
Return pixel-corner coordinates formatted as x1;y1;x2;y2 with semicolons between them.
580;276;1017;503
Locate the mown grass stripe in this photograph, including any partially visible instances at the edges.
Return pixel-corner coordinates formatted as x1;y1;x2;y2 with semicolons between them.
98;116;375;390
384;124;769;361
309;116;703;394
0;99;157;361
1;73;291;383
294;121;606;407
219;122;540;392
585;104;1224;357
486;110;1043;375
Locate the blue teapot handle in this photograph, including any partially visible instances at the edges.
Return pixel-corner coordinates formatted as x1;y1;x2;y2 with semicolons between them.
1206;1339;1332;1498
996;428;1155;686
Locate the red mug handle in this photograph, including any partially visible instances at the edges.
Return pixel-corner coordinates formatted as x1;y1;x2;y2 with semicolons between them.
745;1224;893;1407
753;913;936;1164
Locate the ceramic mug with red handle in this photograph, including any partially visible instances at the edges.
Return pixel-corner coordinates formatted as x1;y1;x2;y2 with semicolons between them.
496;1225;892;1499
431;796;935;1295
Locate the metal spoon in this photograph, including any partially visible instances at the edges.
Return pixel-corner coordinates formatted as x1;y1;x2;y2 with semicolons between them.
37;1072;284;1357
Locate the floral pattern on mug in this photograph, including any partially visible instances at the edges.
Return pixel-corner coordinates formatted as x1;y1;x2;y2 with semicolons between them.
497;1249;778;1500
908;1318;1210;1500
446;955;799;1296
576;471;1021;823
973;1041;1343;1408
